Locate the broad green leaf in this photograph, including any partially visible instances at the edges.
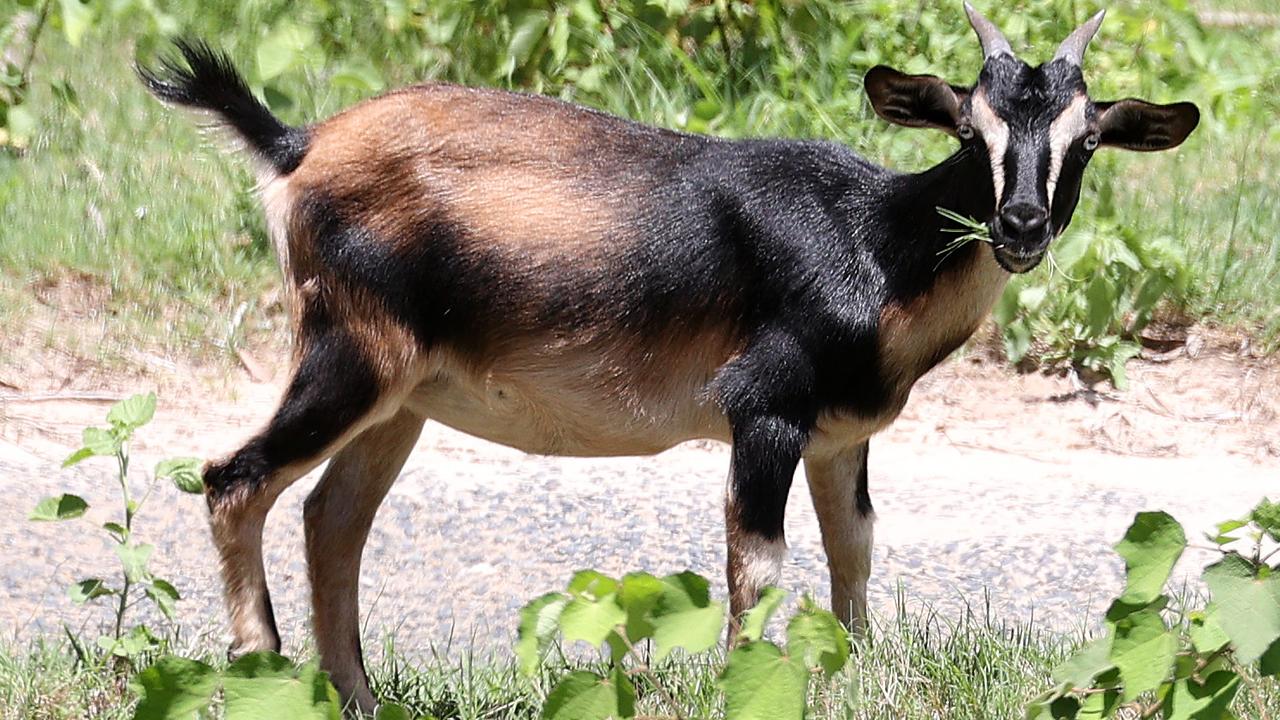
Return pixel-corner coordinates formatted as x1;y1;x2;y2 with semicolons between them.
559;594;626;648
1025;694;1080;720
1162;672;1240;720
30;494;88;521
1204;553;1280;663
57;0;94;47
132;656;218;720
1114;511;1186;605
567;570;617;599
516;592;568;676
115;543;154;583
224;652;341;719
68;578;113;604
1085;275;1115;337
108;392;156;430
1109;608;1176;702
720;642;807;720
146;578;181;620
541;669;634;720
1252;497;1280;542
1051;637;1113;691
331;63;385;93
156;457;203;494
1077;689;1120;720
74;426;120;460
650;572;725;662
105;625;161;658
737;586;787;643
1260;637;1280;677
617;572;663;643
257;24;318;81
785;602;850;677
1188;611;1230;654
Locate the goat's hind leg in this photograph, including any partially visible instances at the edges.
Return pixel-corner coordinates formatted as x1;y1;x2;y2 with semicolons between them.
303;408;424;713
202;328;395;659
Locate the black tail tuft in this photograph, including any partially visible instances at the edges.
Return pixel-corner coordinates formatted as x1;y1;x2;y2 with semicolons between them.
137;38;308;174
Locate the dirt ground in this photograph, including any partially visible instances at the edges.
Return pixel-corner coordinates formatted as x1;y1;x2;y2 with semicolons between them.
1;328;1277;655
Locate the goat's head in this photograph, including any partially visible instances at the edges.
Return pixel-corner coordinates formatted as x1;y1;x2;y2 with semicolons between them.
864;3;1200;273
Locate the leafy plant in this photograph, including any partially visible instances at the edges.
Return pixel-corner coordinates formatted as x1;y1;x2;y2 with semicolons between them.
1028;499;1280;719
517;570;850;719
30;392;203;662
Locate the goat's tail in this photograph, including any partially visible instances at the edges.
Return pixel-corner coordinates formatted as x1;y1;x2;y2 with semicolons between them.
137;39;308;174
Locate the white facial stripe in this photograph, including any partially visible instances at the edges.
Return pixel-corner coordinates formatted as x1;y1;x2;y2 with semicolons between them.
1046;94;1090;210
969;91;1010;205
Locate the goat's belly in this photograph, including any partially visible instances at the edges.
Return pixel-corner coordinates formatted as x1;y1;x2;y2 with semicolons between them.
404;370;731;457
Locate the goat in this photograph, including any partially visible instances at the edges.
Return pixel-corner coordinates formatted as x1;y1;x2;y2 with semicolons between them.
139;3;1198;711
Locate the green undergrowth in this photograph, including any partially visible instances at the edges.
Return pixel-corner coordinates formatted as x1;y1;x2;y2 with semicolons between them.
2;0;1278;380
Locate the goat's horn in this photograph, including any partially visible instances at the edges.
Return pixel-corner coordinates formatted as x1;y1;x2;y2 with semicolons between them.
963;2;1013;60
1054;10;1106;66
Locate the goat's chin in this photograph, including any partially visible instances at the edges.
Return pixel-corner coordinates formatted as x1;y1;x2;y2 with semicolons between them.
991;246;1046;274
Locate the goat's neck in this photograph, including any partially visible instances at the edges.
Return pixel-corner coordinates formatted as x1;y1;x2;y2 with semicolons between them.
867;146;1001;297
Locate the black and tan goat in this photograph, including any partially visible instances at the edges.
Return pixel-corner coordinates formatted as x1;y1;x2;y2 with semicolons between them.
140;3;1198;711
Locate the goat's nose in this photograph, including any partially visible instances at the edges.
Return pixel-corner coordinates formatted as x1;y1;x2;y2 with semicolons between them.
999;203;1049;237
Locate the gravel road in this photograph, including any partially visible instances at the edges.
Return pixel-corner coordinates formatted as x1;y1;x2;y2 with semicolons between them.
2;357;1276;658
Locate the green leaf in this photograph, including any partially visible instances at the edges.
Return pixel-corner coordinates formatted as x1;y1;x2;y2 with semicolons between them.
224;652;341;719
374;704;414;720
1251;497;1280;542
156;457;204;494
68;578;113;604
616;572;664;644
104;625;161;657
72;426;121;461
1114;511;1186;605
61;446;94;468
720;642;807;720
542;669;634;720
1163;672;1240;720
257;24;318;81
737;586;787;643
1085;275;1116;337
1077;689;1120;719
1109;608;1177;702
108;392;156;430
1025;694;1080;720
1260;636;1280;677
30;494;88;521
1188;612;1230;654
1204;553;1280;664
1051;637;1114;691
516;592;568;676
508;11;551;69
649;572;725;662
145;578;181;620
559;594;626;648
567;570;618;599
331;62;385;93
103;521;129;541
785;602;850;677
57;0;94;47
115;543;154;583
132;656;219;720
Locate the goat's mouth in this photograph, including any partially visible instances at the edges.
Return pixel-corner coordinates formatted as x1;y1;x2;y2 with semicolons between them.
991;243;1047;273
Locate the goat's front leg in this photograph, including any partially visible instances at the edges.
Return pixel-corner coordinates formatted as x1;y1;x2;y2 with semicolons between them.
804;440;873;635
724;414;806;618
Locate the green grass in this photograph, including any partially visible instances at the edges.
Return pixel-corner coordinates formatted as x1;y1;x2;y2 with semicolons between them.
1;1;1278;368
4;601;1277;719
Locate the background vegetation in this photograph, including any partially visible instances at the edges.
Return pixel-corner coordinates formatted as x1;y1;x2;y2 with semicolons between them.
1;0;1278;381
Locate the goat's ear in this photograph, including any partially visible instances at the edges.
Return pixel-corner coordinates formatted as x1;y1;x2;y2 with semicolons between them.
1095;99;1200;151
864;65;968;134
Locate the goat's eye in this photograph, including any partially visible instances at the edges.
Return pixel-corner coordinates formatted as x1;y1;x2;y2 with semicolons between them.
957;125;975;140
1083;133;1100;151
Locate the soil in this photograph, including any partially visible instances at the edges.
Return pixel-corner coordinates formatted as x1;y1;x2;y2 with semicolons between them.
1;327;1277;657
